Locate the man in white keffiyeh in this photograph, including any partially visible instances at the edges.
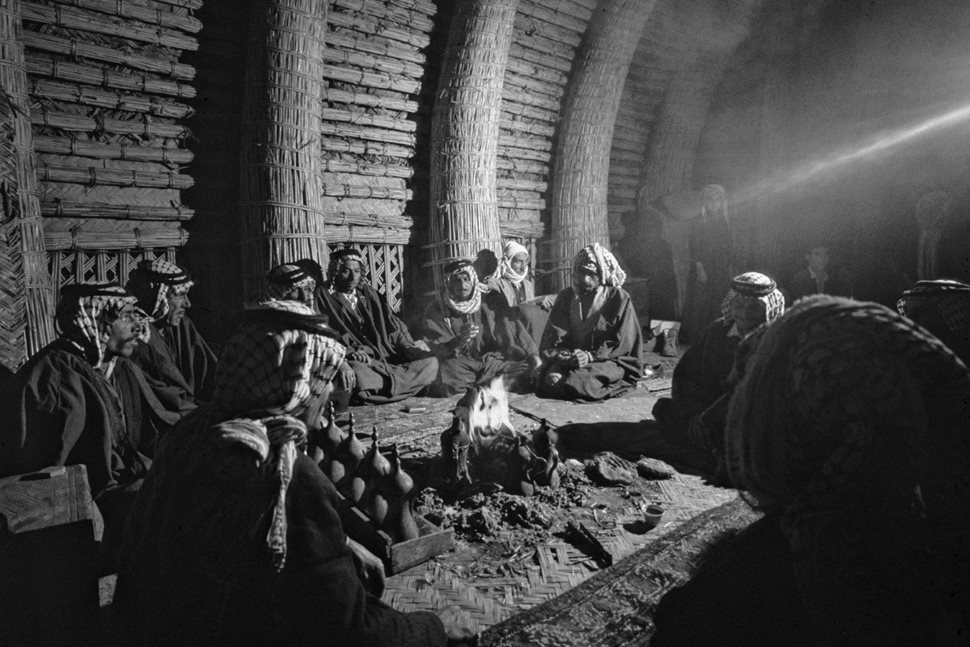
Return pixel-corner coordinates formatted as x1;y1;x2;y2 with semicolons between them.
537;243;643;401
420;259;540;395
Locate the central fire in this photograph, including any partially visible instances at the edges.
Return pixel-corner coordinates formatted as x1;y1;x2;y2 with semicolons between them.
440;377;560;495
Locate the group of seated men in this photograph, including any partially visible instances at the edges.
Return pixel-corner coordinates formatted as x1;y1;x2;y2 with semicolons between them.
3;233;969;644
261;242;644;404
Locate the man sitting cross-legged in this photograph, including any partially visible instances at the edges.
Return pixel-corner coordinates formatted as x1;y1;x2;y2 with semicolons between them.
313;247;437;403
537;243;643;401
421;259;540;396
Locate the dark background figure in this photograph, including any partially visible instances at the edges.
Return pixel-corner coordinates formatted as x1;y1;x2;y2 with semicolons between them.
788;243;852;303
422;259;539;395
537;243;642;402
621;206;682;356
685;185;734;344
314;247;437;404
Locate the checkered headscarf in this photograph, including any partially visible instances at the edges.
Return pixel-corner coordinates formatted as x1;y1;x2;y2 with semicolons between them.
265;262;317;307
211;301;346;421
442;259;483;316
897;280;970;363
720;272;786;324
56;283;140;365
573;242;627;288
209;414;309;570
724;295;970;642
126;258;193;322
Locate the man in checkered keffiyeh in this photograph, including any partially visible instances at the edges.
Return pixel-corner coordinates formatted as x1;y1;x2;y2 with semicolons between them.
126;258;218;403
264;261;320;310
2;283;156;564
117;301;459;646
652;271;786;472
897;279;970;365
537;242;643;401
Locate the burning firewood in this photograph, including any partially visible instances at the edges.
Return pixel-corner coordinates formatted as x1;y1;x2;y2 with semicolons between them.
440;376;561;496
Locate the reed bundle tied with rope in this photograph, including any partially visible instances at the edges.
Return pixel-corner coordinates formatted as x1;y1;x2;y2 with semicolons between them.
42;221;188;251
1;0;55;368
240;0;329;301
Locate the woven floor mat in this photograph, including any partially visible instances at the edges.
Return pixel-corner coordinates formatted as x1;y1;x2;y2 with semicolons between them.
479;496;762;647
381;472;738;634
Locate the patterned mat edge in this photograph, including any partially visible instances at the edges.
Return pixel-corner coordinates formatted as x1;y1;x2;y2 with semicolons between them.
479;494;761;646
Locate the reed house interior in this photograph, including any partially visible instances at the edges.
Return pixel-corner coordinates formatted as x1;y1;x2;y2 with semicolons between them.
2;0;969;645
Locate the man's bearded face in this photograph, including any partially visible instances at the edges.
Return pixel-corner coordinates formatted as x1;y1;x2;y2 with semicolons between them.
447;270;476;301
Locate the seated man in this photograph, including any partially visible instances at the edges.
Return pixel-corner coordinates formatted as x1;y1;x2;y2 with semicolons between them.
897;279;970;365
537;243;643;401
265;260;320;310
115;301;473;646
422;259;539;395
314;248;437;403
789;243;850;302
653;296;970;646
652;272;785;468
485;240;554;348
0;284;158;557
126;259;217;403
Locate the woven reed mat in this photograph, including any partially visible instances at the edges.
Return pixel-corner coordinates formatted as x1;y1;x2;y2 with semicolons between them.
478;496;762;647
381;471;738;633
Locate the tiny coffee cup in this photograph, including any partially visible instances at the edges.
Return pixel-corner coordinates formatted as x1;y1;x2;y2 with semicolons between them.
641;503;665;530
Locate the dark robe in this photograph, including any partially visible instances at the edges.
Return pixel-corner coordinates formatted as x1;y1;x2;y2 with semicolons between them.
486;276;549;348
150;315;218;402
537;286;642;401
685;217;733;343
314;282;437;403
651;516;811;647
789;268;850;302
652;317;738;463
127;322;199;428
0;340;153;551
421;291;537;395
115;412;447;646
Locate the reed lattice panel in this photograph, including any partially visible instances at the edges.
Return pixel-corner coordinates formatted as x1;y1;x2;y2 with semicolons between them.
47;248;177;307
329;241;405;313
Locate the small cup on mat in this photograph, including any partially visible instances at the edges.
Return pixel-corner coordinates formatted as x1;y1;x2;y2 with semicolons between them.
641;503;665;530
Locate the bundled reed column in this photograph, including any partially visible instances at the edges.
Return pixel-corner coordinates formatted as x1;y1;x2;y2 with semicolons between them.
240;0;328;300
0;0;53;369
428;0;518;288
546;0;654;291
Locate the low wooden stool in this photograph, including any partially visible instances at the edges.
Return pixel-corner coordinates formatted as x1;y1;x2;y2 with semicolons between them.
0;465;103;645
